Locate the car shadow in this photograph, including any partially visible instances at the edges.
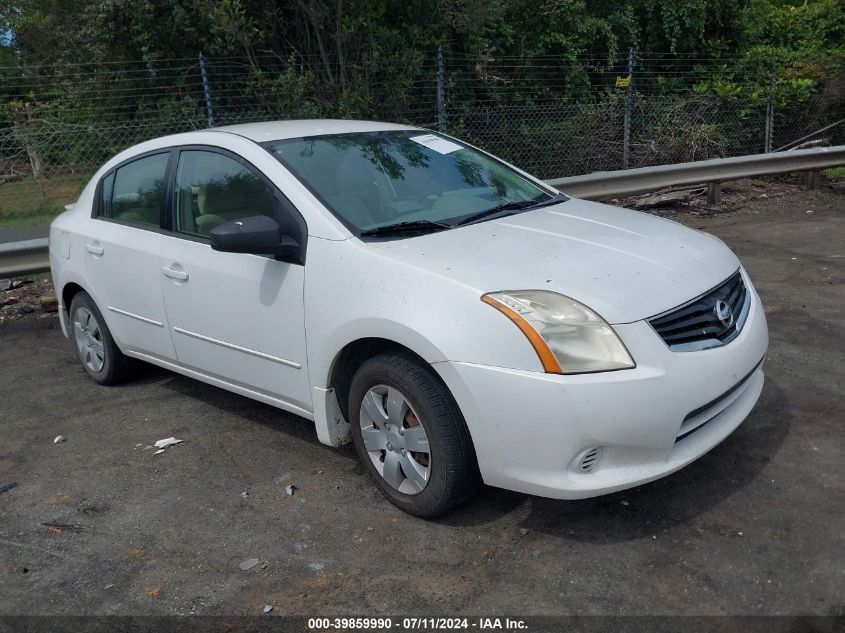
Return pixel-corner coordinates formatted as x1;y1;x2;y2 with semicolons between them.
144;364;359;459
438;379;791;542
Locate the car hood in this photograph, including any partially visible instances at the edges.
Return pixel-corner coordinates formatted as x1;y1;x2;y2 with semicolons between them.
369;199;740;324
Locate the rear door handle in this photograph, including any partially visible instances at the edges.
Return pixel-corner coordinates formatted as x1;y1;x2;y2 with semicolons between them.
85;242;104;256
161;267;189;281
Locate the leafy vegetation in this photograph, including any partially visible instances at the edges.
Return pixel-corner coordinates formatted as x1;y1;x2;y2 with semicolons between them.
1;0;843;119
0;0;842;227
823;166;845;182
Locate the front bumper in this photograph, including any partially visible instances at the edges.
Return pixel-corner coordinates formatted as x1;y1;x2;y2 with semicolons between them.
434;277;769;500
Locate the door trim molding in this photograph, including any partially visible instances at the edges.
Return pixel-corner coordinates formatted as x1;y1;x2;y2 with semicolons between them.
172;326;302;369
125;349;313;420
107;306;164;328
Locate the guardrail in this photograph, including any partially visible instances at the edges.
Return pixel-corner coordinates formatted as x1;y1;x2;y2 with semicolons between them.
1;145;844;279
548;144;845;201
0;238;50;279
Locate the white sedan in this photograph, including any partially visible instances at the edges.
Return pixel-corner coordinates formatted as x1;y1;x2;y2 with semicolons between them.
49;120;768;516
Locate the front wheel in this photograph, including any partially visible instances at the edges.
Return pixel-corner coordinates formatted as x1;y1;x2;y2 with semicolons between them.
349;352;479;517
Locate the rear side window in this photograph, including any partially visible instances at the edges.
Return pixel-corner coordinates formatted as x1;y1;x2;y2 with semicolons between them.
174;150;277;237
100;153;169;227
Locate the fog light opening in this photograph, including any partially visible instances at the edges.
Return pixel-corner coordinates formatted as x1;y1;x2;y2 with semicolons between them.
577;447;602;473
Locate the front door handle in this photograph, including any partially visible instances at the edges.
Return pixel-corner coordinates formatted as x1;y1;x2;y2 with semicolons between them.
161;267;189;281
85;242;104;256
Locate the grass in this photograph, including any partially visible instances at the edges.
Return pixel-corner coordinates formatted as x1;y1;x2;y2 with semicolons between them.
823;166;845;182
0;175;88;229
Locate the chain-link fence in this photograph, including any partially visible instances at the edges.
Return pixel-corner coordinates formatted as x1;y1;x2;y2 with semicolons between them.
1;51;843;227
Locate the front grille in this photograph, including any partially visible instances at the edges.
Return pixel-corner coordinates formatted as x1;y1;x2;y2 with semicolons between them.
649;270;750;352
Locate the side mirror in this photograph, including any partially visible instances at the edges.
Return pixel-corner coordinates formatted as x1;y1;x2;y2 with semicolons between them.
209;215;299;259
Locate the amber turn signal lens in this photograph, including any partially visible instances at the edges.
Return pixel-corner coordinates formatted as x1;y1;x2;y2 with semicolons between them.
481;294;563;374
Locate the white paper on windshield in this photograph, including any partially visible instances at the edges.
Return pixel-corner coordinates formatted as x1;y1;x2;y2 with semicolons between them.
410;134;463;155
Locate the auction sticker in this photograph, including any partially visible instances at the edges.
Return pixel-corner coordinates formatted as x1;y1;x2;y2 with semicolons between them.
410;134;463;154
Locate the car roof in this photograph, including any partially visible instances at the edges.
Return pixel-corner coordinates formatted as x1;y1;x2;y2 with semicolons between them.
212;119;423;143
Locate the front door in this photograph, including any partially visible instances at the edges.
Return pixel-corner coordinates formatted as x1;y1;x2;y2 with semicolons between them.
158;148;311;413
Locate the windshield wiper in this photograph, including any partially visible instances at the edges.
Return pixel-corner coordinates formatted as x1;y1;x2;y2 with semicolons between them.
456;193;568;226
359;219;452;237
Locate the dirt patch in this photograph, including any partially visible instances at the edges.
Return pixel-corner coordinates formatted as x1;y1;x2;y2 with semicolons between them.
614;176;843;220
1;178;844;616
0;273;56;325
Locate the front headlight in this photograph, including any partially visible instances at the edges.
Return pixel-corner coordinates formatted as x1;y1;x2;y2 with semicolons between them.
481;290;635;374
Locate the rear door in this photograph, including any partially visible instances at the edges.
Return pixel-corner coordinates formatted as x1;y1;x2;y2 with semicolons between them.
84;151;177;361
158;148;311;413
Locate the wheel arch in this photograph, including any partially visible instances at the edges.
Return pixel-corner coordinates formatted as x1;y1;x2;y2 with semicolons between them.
329;337;432;424
58;279;120;350
61;281;86;313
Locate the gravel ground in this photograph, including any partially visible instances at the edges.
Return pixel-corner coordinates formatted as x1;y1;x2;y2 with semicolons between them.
0;178;843;617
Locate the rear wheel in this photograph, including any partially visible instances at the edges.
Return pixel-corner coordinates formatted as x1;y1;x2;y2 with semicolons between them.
69;292;136;385
349;351;479;517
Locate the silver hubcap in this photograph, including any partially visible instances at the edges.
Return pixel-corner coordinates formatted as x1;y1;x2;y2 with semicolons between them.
73;307;105;373
359;385;431;495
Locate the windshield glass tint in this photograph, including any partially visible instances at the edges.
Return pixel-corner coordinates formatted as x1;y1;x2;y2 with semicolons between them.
266;131;552;232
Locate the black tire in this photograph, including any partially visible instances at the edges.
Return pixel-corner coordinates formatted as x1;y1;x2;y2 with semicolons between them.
68;291;137;385
349;351;480;517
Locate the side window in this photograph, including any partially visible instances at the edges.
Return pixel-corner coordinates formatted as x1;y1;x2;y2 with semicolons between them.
175;150;277;237
101;153;169;227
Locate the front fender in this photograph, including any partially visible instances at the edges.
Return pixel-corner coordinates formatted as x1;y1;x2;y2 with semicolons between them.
303;237;544;446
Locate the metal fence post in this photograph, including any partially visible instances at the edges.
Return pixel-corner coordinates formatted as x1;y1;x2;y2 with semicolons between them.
199;52;215;128
707;182;722;206
622;48;634;169
764;73;776;152
436;46;446;133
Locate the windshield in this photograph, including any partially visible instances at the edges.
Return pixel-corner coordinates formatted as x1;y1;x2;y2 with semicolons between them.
265;130;561;235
